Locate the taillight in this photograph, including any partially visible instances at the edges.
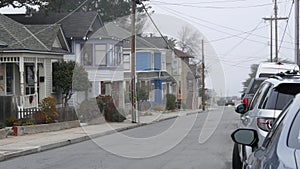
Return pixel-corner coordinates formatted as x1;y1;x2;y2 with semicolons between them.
242;98;249;108
257;118;275;132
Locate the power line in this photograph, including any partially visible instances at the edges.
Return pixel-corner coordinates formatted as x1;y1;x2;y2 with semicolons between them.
152;1;286;9
278;2;293;52
155;5;295;49
152;0;249;4
158;6;270;45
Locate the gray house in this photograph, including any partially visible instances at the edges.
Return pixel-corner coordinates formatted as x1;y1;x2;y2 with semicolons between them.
0;14;69;123
7;12;125;110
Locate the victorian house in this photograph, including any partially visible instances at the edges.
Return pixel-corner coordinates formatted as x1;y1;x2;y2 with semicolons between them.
0;14;69;123
7;12;126;111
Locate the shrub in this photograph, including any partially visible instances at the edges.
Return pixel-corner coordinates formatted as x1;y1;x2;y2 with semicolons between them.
0;122;5;129
153;104;164;111
166;94;176;111
39;97;59;123
6;117;19;127
96;95;126;122
33;112;47;124
20;119;35;126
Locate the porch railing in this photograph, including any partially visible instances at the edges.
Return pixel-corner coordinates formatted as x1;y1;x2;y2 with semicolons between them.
18;107;40;119
14;94;39;109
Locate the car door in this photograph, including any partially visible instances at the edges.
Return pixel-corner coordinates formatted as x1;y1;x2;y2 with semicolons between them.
247;103;290;169
240;82;271;128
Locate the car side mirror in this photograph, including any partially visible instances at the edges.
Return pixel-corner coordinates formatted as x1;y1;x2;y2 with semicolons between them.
235;103;247;114
231;129;259;148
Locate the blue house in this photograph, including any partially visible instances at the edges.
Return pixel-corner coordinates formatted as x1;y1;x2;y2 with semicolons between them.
124;36;176;107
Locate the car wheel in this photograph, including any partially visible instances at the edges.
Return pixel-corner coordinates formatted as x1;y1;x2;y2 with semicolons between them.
232;143;242;169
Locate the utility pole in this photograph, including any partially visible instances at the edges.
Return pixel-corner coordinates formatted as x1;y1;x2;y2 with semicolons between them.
263;0;287;62
296;0;300;65
131;0;139;123
274;0;279;62
201;40;205;111
263;17;273;62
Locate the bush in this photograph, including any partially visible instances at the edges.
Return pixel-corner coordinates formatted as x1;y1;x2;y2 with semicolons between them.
153;104;164;111
6;117;19;127
33;112;47;124
166;94;176;111
20;118;35;126
39;97;59;123
0;122;5;129
96;95;126;122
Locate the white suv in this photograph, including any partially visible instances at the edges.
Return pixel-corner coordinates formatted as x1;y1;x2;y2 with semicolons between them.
232;71;300;169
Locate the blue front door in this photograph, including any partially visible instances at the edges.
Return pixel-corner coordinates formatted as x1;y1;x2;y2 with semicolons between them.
154;80;162;105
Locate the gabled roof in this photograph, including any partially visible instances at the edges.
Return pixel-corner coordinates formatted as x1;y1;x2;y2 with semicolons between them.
91;22;131;40
0;14;68;53
124;36;169;49
174;48;194;58
6;12;103;39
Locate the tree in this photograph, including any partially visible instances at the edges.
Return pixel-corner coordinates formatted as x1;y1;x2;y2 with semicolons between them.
37;0;151;23
242;64;258;92
0;0;48;9
53;60;91;108
177;26;202;60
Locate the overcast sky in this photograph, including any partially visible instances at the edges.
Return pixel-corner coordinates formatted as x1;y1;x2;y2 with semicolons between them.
149;0;296;97
0;0;296;97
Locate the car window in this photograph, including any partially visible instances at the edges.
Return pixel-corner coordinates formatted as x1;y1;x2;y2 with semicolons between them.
262;89;294;110
288;109;300;149
248;79;265;94
261;103;290;148
249;83;270;110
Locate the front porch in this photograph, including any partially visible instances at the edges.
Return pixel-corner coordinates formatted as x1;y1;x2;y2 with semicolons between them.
0;55;58;123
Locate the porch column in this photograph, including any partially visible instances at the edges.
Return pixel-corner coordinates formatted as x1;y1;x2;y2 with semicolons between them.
34;57;38;100
19;57;25;96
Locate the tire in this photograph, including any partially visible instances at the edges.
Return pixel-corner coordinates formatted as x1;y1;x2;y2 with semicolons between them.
232;143;242;169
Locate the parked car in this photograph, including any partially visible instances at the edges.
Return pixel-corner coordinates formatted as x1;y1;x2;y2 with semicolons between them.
255;62;299;78
241;77;266;108
225;99;235;106
232;72;300;169
231;93;300;169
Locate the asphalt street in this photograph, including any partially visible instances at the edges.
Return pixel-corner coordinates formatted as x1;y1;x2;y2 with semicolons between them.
0;107;240;169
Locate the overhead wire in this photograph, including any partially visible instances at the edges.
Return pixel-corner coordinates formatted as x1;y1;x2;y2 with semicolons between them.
151;1;281;9
278;1;294;52
158;5;295;47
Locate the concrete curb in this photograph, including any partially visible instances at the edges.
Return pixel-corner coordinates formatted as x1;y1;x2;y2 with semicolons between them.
0;110;202;162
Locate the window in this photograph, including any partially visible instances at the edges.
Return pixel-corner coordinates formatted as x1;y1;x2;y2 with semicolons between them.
82;44;93;66
249;83;269;110
51;60;58;93
6;64;14;95
25;64;34;86
154;53;162;70
261;100;290;149
136;52;152;71
261;90;294;110
95;44;106;66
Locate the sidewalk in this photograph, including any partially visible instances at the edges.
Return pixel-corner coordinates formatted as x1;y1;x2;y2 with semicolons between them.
0;109;201;162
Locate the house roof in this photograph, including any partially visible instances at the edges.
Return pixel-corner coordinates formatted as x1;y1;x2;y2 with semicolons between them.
6;12;103;39
124;36;169;49
174;48;194;58
90;22;131;40
0;14;68;53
